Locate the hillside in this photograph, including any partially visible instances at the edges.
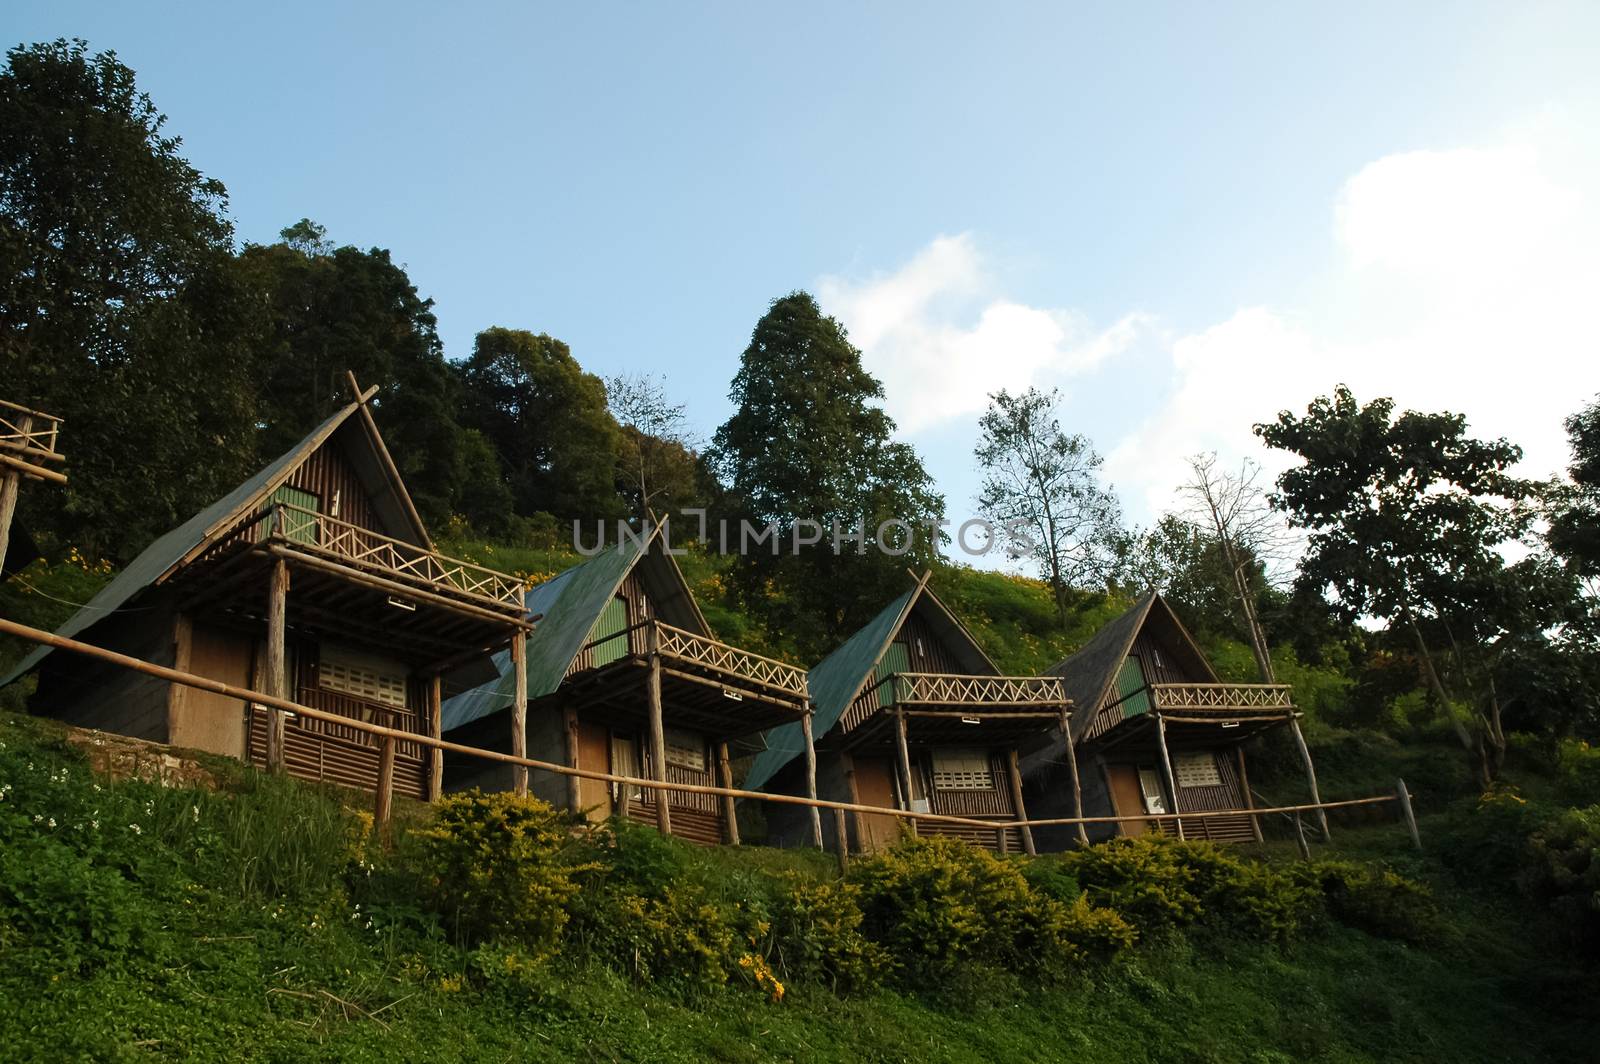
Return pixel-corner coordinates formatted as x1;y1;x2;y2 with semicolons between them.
2;709;1596;1064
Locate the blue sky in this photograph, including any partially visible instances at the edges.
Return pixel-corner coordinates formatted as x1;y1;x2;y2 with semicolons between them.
9;3;1600;556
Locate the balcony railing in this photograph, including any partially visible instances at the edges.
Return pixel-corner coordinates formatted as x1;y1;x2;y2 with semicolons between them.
1147;683;1295;713
878;672;1067;708
578;619;810;702
0;399;66;483
263;502;526;611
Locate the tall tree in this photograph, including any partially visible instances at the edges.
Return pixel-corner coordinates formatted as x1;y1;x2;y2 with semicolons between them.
1256;385;1542;783
606;372;700;522
975;387;1122;622
1549;394;1600;588
709;292;943;652
456;327;622;522
0;39;260;560
1176;453;1288;682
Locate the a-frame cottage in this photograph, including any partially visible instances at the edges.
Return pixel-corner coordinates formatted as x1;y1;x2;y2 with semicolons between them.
746;574;1077;855
1021;591;1318;848
1;385;533;800
440;528;813;845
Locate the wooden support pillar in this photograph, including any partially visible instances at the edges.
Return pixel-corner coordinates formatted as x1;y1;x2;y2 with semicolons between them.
832;807;850;874
1396;778;1421;850
0;414;30;572
717;741;740;845
647;625;670;835
1154;714;1184;841
510;632;528;797
1293;812;1312;860
894;707;917;838
427;674;443;802
842;750;867;852
1061;707;1088;847
1236;745;1263;843
1289;716;1329;840
801;706;822;848
564;705;582;814
1005;748;1036;856
375;722;396;833
264;559;289;774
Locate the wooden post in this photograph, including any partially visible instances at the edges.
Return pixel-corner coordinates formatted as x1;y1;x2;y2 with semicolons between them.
1396;778;1421;850
1289;716;1329;840
1236;745;1263;843
842;750;867;852
717;741;740;845
801;706;822;848
510;633;528;797
427;674;443;802
0;414;29;572
1061;707;1088;847
894;707;918;837
265;559;290;774
1005;748;1036;856
1293;812;1312;860
375;723;396;833
647;624;670;835
832;807;849;874
1154;714;1184;841
564;705;582;813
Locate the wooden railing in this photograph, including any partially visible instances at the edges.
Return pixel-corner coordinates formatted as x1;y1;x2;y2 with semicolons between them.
1148;683;1294;713
655;621;809;700
0;399;66;484
264;502;526;611
881;672;1067;707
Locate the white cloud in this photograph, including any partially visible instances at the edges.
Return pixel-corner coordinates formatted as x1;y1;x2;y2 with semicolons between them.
818;234;1153;435
1108;123;1600;521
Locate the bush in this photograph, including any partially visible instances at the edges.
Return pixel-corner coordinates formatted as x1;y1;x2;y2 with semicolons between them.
1555;742;1600;806
413;790;588;953
594;886;741;991
1519;805;1600;951
1295;859;1447;946
768;877;888;993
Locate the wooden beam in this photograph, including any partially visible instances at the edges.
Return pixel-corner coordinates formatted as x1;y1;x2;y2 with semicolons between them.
1396;778;1421;850
647;624;670;835
832;808;850;873
842;750;867;852
1155;714;1184;840
427;674;443;802
564;705;582;813
716;741;740;845
375;723;396;832
511;632;528;796
265;559;290;774
894;708;917;838
1005;748;1036;856
0;451;68;485
0;473;19;571
262;545;528;629
1236;745;1263;843
801;706;822;848
1061;707;1088;847
166;612;193;740
1289;716;1329;839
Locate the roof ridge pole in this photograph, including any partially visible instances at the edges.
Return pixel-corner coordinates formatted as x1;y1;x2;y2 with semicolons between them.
802;704;822;848
1061;705;1088;847
1155;714;1185;841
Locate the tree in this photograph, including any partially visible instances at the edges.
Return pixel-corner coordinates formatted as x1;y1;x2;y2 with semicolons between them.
974;387;1122;622
1255;385;1542;783
1176;453;1289;682
238;226;507;530
709;292;944;652
456;327;622;522
1549;394;1600;588
0;39;260;561
606;373;700;522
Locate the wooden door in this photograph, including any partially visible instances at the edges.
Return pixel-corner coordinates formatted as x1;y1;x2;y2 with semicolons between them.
171;625;251;758
575;717;611;819
852;756;903;851
1105;763;1149;837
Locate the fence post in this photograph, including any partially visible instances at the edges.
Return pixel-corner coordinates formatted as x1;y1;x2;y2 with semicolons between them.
1396;778;1421;849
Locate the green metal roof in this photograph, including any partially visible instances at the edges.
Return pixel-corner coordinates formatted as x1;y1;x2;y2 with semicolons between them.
440;536;644;732
0;401;361;689
741;588;916;792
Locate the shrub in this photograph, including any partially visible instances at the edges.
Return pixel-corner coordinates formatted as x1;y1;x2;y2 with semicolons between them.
413;790;587;953
1519;805;1600;951
1295;859;1447;946
1555;742;1600;806
595;886;740;992
768;877;888;993
1058;892;1138;956
1058;837;1205;932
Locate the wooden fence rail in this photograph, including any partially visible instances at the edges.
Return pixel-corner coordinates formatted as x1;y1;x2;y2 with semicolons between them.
0;618;1409;845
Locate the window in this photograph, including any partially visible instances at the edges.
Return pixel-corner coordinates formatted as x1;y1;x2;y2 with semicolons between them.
610;734;643;802
663;728;707;772
318;645;407;708
876;641;910;705
1137;767;1168;814
588;595;630;667
268;485;319;545
931;749;994;791
1115;656;1150;717
1174;751;1222;788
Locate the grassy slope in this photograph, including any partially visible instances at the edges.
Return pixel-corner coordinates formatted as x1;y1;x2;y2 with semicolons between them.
1;712;1595;1064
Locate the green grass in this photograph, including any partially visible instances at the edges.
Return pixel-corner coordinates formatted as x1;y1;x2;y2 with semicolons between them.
1;711;1595;1064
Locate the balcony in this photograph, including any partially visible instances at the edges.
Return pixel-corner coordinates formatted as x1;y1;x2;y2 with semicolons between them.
1085;681;1296;746
579;619;809;704
1146;683;1294;714
838;672;1070;744
0;399;66;484
880;672;1068;708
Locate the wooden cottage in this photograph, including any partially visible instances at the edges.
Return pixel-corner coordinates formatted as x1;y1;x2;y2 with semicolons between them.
440;528;813;846
1021;591;1313;848
1;386;532;800
746;574;1076;855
